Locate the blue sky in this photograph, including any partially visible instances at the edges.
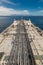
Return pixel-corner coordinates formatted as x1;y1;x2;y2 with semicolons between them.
0;0;43;16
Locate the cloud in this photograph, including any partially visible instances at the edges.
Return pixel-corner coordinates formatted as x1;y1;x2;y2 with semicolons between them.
0;0;16;5
38;10;43;12
30;10;43;16
38;7;41;9
0;6;43;16
40;0;43;2
37;10;43;15
0;2;2;5
38;0;43;3
0;6;29;16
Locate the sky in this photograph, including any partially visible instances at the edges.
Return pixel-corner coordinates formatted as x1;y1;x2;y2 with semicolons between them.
0;0;43;16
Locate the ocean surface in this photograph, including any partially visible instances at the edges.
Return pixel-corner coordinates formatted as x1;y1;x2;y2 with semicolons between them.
0;16;43;33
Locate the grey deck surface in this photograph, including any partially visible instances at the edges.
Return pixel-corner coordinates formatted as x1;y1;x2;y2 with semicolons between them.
6;21;33;65
0;20;43;65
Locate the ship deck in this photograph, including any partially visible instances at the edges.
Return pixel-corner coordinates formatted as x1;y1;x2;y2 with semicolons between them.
0;20;43;65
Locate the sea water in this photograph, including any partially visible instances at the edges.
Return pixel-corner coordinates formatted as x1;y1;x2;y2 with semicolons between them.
0;16;43;33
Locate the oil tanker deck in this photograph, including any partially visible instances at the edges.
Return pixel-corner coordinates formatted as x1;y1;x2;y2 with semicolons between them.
0;20;43;65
